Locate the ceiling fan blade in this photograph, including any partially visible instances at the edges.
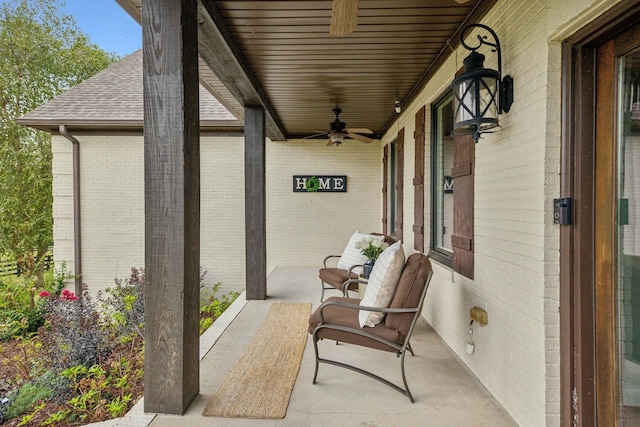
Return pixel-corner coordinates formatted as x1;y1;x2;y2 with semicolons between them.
453;0;473;3
303;132;329;139
345;127;373;134
330;0;358;36
347;132;372;143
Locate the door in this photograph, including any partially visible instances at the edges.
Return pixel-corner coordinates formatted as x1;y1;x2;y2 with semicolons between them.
595;22;640;426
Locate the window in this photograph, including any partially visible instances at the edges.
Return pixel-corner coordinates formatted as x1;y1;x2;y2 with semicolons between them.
390;139;398;234
414;106;426;252
431;93;455;264
383;129;404;240
430;92;475;278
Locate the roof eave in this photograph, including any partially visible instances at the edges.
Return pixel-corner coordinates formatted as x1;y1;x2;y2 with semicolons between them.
16;118;244;133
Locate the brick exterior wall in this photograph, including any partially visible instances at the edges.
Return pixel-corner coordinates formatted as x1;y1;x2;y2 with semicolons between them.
52;133;381;295
266;138;382;269
379;0;624;426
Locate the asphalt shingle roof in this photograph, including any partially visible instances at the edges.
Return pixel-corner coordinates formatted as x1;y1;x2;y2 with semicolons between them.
17;50;241;131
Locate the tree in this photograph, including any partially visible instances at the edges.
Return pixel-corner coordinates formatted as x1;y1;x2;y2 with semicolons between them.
0;0;116;287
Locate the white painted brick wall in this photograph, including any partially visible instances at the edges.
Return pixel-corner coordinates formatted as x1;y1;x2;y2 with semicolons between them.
53;133;248;294
415;1;553;424
386;0;626;426
200;135;246;292
52;135;75;275
266;138;382;269
76;134;145;293
53;133;382;296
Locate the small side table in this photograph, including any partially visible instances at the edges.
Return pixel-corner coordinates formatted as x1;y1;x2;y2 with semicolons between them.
358;276;368;299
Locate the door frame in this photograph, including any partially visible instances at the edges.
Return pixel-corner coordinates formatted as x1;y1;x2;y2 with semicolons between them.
561;2;640;425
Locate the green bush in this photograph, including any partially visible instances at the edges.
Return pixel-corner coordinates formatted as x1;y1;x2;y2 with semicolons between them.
199;282;239;335
0;264;69;341
5;377;55;419
39;285;110;371
0;267;237;425
98;267;145;342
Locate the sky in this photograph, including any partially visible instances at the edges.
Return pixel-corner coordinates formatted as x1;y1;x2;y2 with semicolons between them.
62;0;142;57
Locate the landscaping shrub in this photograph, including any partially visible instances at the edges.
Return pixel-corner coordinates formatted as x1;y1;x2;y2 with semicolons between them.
4;374;56;420
0;266;239;425
39;285;111;371
98;267;145;342
0;264;68;341
0;279;45;341
200;282;239;335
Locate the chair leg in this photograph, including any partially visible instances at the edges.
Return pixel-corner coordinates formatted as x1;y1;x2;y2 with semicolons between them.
312;335;320;384
400;350;414;403
320;280;326;302
406;341;414;356
312;333;414;402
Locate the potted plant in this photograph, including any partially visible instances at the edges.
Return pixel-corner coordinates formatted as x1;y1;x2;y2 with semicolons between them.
355;237;388;278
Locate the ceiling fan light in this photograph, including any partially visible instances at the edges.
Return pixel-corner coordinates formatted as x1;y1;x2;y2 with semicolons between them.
330;133;345;144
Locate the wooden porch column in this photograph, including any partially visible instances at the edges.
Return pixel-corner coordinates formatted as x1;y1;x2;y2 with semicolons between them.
142;0;200;414
245;105;267;300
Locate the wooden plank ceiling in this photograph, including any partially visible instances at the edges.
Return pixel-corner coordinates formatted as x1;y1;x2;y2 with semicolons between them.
118;0;495;141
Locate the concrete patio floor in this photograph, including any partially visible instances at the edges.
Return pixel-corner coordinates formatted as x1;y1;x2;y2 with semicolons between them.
92;266;517;427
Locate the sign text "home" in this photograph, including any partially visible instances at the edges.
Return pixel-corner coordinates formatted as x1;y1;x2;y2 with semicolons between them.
292;175;348;193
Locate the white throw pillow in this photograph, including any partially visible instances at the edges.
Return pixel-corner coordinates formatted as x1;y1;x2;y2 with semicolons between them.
336;231;385;275
359;241;405;327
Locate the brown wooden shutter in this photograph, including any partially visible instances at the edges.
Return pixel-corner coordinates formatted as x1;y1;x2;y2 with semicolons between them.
413;107;426;252
382;145;389;235
451;133;474;279
396;128;404;241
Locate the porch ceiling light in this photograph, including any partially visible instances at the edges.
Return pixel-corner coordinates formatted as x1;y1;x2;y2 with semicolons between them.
451;24;513;142
330;133;345;144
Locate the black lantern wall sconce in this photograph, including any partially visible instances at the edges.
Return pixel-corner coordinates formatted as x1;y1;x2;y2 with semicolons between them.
451;24;513;141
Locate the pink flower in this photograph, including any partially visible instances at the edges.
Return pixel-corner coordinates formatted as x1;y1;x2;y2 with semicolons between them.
39;290;50;298
60;289;78;301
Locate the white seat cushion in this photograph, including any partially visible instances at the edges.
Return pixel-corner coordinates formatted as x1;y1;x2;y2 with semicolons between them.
359;241;405;327
336;231;384;275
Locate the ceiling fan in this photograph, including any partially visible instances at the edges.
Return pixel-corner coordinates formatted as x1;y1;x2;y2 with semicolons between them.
329;0;473;36
306;108;375;146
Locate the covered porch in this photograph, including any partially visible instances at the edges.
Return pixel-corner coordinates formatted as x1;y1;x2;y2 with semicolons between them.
97;266;516;426
105;0;640;425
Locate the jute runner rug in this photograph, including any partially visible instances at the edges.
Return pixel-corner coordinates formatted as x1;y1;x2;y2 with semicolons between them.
203;302;311;419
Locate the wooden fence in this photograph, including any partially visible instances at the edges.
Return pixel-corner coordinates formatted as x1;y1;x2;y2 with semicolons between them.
0;251;53;277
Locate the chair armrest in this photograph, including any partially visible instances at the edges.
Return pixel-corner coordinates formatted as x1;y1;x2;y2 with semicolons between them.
314;300;415;352
323;254;342;267
347;264;364;274
341;277;367;293
318;299;418;324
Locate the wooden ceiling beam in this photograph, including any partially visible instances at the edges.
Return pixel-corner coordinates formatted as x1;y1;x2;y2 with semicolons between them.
198;0;287;141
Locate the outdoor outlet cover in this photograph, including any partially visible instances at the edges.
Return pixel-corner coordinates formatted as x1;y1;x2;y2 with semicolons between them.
465;342;475;355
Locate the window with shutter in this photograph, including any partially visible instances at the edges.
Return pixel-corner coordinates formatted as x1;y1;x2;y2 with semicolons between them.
383;129;404;240
431;93;455;266
414;107;426;252
382;145;388;235
396;129;404;241
451;133;474;279
429;92;474;278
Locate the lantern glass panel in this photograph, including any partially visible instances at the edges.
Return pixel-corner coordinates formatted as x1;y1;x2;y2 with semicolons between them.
453;78;475;125
478;77;499;130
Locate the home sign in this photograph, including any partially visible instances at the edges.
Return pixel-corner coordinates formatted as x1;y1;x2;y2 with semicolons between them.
293;175;347;193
